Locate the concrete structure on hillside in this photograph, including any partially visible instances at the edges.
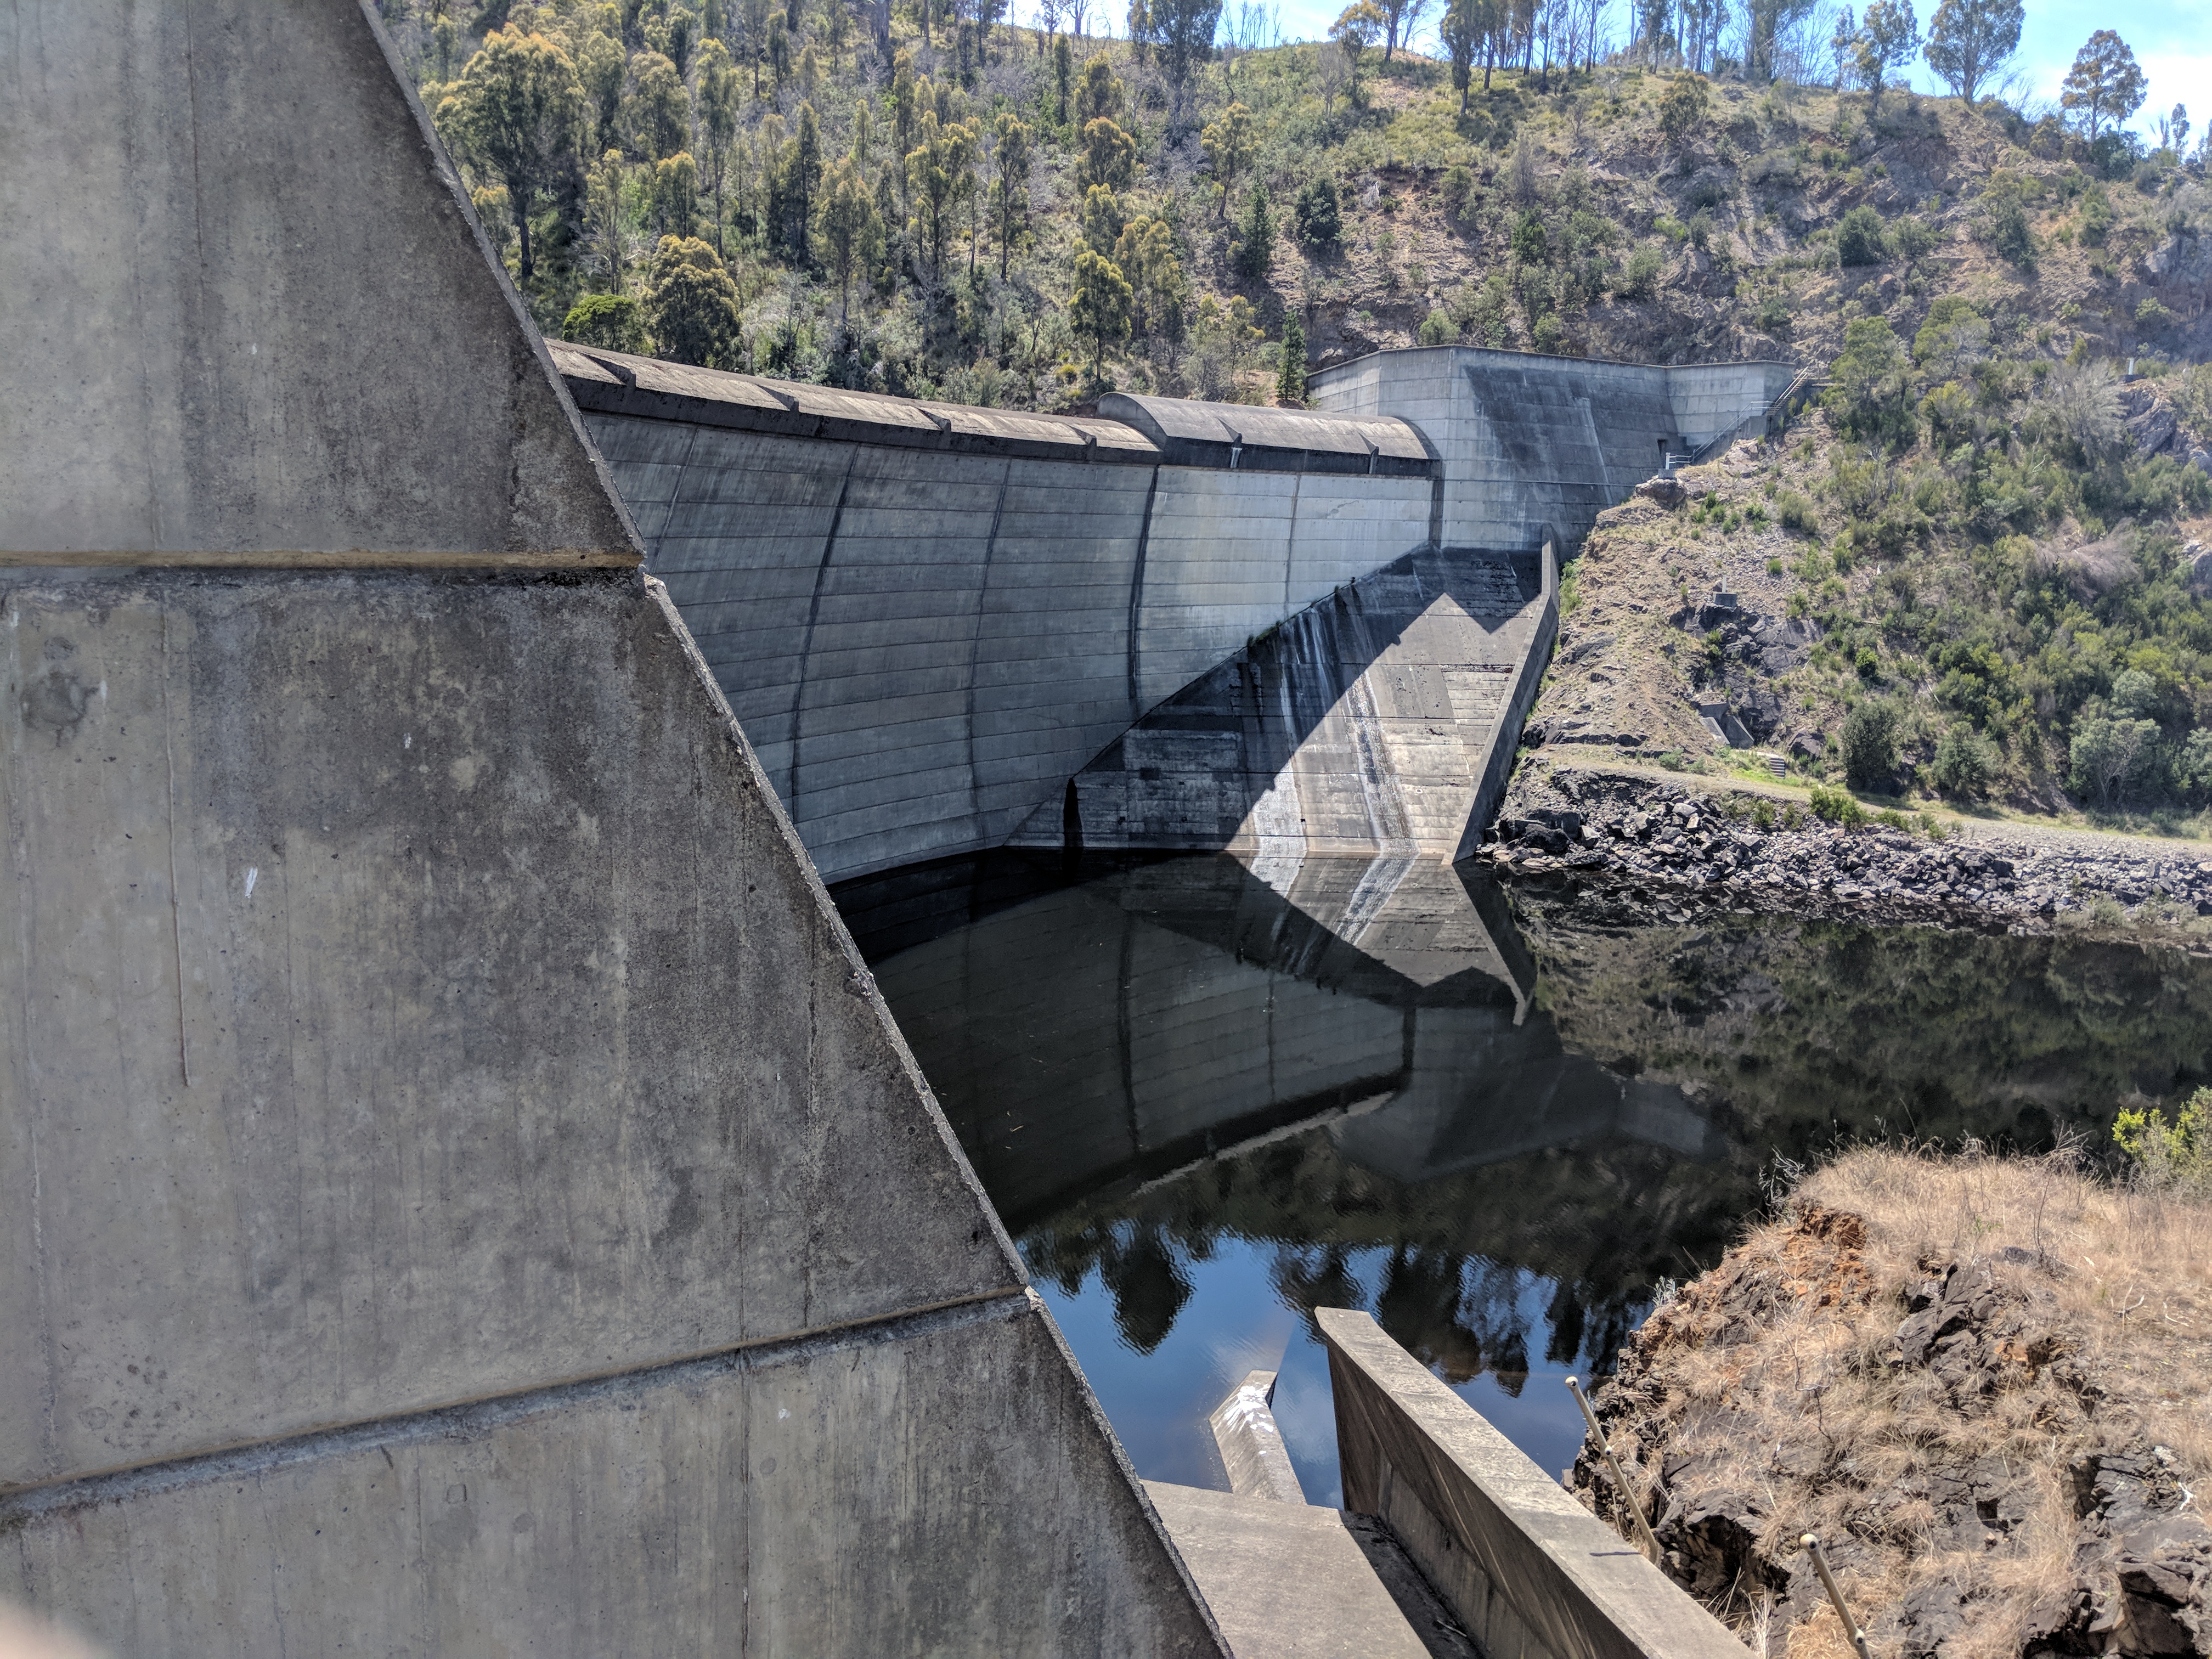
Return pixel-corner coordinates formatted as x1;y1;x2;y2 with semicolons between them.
1310;346;1799;552
561;342;1794;883
0;5;1220;1653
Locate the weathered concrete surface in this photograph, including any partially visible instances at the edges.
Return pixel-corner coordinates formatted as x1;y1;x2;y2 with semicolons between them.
0;4;634;566
1310;349;1789;553
0;567;1224;1656
1143;1481;1479;1659
1019;541;1554;865
557;344;1438;883
1319;1309;1752;1659
7;1293;1195;1657
0;3;1223;1652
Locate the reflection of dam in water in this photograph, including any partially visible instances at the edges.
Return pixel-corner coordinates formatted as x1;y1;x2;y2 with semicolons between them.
869;843;2212;1493
876;854;1726;1238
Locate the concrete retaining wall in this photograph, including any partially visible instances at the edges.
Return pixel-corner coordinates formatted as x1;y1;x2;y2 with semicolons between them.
0;4;1223;1652
1318;1309;1751;1659
563;351;1437;884
1310;348;1791;552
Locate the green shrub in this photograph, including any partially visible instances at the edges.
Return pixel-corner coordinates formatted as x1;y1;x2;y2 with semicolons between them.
1930;726;1994;798
1875;808;1911;831
2174;729;2212;808
1891;215;1939;259
1440;163;1477;221
1291;174;1342;250
2079;185;2114;247
1809;784;1868;827
1776;489;1820;533
1418;308;1458;346
1985;191;2035;267
1751;797;1778;830
562;291;646;352
2069;715;2162;808
1616;244;1663;300
1841;701;1898;790
1836;205;1887;266
2115;1089;2212;1190
1754;292;1791;334
1511;209;1549;263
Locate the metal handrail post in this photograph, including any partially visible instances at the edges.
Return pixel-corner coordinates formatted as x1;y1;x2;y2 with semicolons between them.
1565;1376;1664;1562
1801;1533;1874;1659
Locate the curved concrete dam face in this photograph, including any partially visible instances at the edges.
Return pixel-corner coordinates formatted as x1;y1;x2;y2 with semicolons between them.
558;345;1791;884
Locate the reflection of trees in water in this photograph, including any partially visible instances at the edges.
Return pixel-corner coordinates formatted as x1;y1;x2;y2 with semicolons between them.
1012;897;2212;1381
1098;1226;1193;1355
1019;1127;1729;1381
1515;897;2212;1150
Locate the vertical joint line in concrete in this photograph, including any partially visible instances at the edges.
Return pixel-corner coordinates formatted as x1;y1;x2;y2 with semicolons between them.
789;447;860;816
161;610;189;1089
1283;472;1304;613
966;459;1013;829
1126;465;1161;718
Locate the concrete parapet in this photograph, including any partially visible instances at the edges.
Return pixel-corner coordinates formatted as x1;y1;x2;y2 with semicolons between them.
1317;1309;1752;1659
1099;392;1436;476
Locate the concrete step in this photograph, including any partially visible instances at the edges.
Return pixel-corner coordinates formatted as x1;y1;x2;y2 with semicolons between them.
1144;1482;1480;1659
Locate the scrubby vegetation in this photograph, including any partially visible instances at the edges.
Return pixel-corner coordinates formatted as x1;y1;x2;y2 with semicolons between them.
1576;1143;2212;1659
386;0;2207;410
1589;347;2212;822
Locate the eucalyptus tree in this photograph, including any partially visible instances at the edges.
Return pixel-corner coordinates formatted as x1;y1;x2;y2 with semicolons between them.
1922;0;2020;105
439;26;587;283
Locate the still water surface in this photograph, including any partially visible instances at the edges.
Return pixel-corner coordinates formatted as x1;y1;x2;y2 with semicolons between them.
857;852;2212;1507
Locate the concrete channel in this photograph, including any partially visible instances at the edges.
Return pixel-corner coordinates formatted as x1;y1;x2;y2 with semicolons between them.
2;2;1784;1651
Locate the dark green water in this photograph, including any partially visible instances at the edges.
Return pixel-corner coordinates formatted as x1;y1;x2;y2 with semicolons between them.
854;853;2212;1505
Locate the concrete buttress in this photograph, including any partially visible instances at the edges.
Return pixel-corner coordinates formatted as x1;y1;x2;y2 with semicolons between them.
0;4;1224;1654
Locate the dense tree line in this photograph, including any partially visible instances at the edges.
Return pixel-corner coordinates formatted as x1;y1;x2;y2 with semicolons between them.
387;0;2197;410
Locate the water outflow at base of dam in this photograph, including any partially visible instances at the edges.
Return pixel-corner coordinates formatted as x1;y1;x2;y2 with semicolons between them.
1019;545;1554;866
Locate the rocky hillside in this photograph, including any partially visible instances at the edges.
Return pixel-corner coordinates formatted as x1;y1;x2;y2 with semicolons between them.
1514;350;2212;832
1569;1148;2212;1659
386;3;2210;401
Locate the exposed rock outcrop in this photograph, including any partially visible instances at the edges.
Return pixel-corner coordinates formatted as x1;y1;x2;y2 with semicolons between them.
1489;764;2212;934
1567;1153;2212;1659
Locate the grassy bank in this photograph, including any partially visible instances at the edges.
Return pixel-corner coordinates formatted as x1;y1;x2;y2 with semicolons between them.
1576;1141;2212;1657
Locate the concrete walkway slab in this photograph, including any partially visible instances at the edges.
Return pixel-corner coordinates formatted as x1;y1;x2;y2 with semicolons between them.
1146;1482;1480;1659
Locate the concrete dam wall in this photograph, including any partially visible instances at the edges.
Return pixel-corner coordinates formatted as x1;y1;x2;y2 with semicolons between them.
569;343;1787;881
1311;346;1796;552
558;343;1441;882
1;4;1220;1652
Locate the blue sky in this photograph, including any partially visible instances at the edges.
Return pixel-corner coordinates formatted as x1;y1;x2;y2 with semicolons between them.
1240;0;2206;142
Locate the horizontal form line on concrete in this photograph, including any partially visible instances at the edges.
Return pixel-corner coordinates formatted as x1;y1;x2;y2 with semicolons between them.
0;548;641;568
0;1285;1039;1522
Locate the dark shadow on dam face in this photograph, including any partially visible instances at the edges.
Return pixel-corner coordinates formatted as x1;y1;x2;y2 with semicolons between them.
870;855;2212;1500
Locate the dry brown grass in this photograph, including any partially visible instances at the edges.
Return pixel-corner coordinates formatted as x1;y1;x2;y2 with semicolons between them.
1581;1144;2212;1659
